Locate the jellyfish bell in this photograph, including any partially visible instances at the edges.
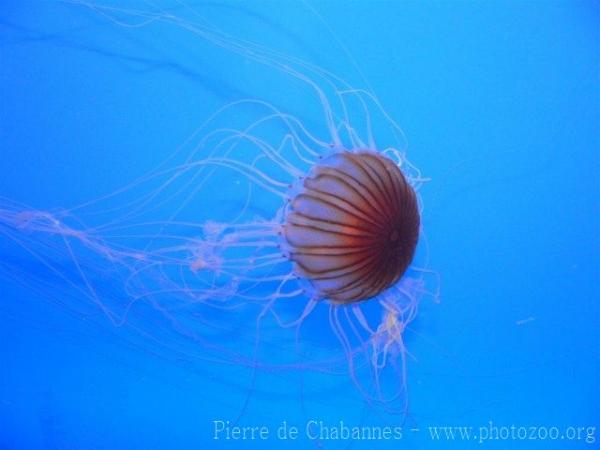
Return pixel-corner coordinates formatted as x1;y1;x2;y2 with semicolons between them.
0;0;439;420
282;149;420;304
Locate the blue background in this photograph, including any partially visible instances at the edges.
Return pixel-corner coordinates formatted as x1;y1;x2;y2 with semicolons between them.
0;1;598;449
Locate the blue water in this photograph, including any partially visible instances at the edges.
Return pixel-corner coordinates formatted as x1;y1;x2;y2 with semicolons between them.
1;1;598;449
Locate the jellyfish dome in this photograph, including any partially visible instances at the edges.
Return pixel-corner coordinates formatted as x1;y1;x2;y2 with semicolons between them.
283;150;420;304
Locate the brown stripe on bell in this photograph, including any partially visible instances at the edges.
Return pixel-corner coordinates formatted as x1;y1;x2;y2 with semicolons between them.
282;150;420;304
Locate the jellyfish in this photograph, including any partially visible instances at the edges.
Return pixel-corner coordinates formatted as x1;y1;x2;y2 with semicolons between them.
0;1;438;418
